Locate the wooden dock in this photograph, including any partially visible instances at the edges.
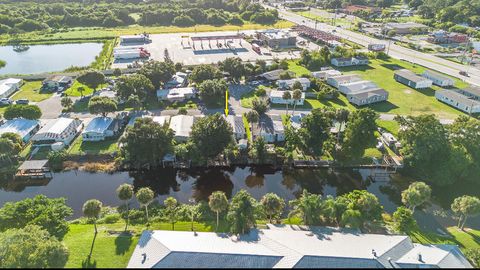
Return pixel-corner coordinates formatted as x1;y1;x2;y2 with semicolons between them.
15;160;53;179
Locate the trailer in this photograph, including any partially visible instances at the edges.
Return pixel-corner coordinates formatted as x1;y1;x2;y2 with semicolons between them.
114;48;150;60
368;43;386;52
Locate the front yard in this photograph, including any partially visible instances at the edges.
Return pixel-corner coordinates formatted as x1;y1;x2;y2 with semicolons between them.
10;80;53;102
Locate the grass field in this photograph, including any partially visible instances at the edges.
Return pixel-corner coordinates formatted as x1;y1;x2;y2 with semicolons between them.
10;81;53;102
68;136;120;156
410;227;480;255
376;120;400;137
65;80;108;97
0;21;295;45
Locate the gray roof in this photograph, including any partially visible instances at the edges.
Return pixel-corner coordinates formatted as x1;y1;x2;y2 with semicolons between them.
463;85;480;97
385;22;428;29
394;69;428;83
0;118;39;139
226;115;245;134
348;88;388;99
83;117;114;133
437;89;480;105
259;70;294;81
422;70;453;82
330;74;363;84
17;159;49;170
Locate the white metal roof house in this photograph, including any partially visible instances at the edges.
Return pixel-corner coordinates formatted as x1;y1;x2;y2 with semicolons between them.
169;115;194;142
346;88;389;106
327;74;363;89
338;80;379;95
422;70;454;87
157;87;196;102
81;117;120;142
0;78;23;98
31;117;83;146
435;89;480;114
330;56;369;67
225;115;246;140
277;78;311;91
394;69;432;89
269;90;305;105
0;118;40;142
312;69;342;80
127;226;472;268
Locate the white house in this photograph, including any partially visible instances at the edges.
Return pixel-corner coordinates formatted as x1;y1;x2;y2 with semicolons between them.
331;56;369;67
327;74;363;89
346;88;389;106
82;117;120;142
312;70;342;80
422;70;454;87
0;78;23;98
157;87;197;102
277;78;311;91
225;115;246;140
252;116;284;143
31;118;83;147
127;226;472;268
0;118;40;142
338;80;379;95
273;119;285;142
169;115;194;142
435;89;480;114
269;90;305;105
165;72;189;88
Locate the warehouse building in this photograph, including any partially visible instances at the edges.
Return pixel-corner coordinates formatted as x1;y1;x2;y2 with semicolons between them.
0;78;23;98
384;22;429;35
257;29;297;49
394;69;433;89
0;118;40;142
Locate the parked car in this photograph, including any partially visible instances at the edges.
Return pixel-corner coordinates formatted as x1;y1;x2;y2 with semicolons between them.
459;71;469;77
15;99;29;105
0;98;12;105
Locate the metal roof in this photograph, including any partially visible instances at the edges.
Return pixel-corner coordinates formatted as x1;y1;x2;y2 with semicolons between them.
0;118;39;139
169;115;194;138
83;117;114;134
394;69;429;83
17;159;49;170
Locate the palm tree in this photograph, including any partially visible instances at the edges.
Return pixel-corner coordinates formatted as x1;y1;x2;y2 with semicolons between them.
245;110;259;141
136;187;154;226
282;91;292;114
260;193;285;223
116;184;134;232
208;191;229;231
291;89;302;116
164;197;178;230
78;86;85;98
83;199;102;235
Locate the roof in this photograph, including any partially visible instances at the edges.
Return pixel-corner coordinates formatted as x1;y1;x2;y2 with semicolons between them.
437;89;480;106
17;159;49;171
260;29;294;39
396;244;472;268
258;70;294;81
0;78;22;97
348;88;388;99
463;85;480;97
37;118;76;135
277;78;311;88
269;90;305;99
385;22;428;29
169;115;194;138
225;115;245;134
340;80;379;93
83;117;114;134
329;74;363;84
44;75;72;83
157;87;196;98
394;69;429;83
151;116;170;126
422;70;453;82
128;226;471;269
0;118;39;139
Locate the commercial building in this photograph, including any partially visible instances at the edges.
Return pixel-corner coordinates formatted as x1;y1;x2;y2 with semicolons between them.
128;226;472;268
343;5;381;15
0;118;40;142
157;87;197;102
422;70;454;87
169;115;194;142
394;69;433;89
42;75;73;90
427;30;468;44
435;89;480;114
269;90;305;105
331;56;369;67
81;117;120;142
31;117;83;147
225;115;246;140
257;29;297;48
312;69;342;80
384;22;429;35
346;88;389;106
277;78;311;91
0;78;23;98
327;74;363;88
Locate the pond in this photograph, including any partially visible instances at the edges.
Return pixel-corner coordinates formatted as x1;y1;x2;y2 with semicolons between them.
0;43;103;75
0;167;478;231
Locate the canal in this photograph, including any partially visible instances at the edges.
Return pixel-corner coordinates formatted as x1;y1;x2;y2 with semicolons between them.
0;43;103;75
0;167;478;231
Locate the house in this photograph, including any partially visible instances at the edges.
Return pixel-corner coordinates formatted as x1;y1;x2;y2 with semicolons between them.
394;69;432;89
312;69;342;80
269;90;305;105
459;86;480;100
31;117;83;147
0;78;23;98
346;88;389;106
290;113;307;130
157;87;197;102
327;74;363;88
257;70;295;82
272;119;285;142
225;115;246;140
165;72;188;89
127;226;472;268
81;117;120;142
435;89;480;114
330;56;369;67
150;115;170;126
252;115;284;143
422;70;454;87
169;115;194;142
257;29;297;48
277;78;311;91
338;80;379;94
384;22;429;35
42;75;73;90
0;118;40;142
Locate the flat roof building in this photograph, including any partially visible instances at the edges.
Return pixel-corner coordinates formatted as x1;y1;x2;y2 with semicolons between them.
394;69;432;89
459;86;480;100
347;88;389;106
338;80;379;95
225;115;246;140
127;226;472;268
258;70;295;81
169;115;194;142
0;78;23;98
0;118;40;142
331;56;369;67
384;22;429;35
157;87;197;102
312;69;342;80
257;29;297;49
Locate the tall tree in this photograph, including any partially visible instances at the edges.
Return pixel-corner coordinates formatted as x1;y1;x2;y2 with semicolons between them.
341;108;378;158
339;190;383;229
190;64;221;84
190;113;233;159
291;89;302;116
61;97;73;110
219;57;245;82
197;79;227;104
227;190;256;235
260;193;285;223
77;70;105;92
136;187;155;225
208;191;229;232
3;104;42;120
282;91;291;114
139;60;175;89
252;97;269;115
115;74;154;103
88;96;117;116
116;184;134;232
288;190;322;225
298;108;334;156
0;225;69;268
245;110;259;136
401;182;431;212
451;195;480;230
392;206;417;233
82;199;102;235
164;197;178;230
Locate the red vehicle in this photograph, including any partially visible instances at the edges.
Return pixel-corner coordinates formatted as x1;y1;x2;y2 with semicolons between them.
252;43;261;54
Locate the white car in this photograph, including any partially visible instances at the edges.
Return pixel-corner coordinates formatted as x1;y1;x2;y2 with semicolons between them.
0;98;12;105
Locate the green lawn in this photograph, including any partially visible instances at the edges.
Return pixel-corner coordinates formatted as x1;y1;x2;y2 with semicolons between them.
243;114;252;143
376;120;400;137
286;60;311;76
10;81;53;102
65;80;108;97
68;136;120;156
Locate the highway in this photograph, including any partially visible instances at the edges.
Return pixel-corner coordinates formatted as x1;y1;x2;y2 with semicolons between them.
268;6;480;87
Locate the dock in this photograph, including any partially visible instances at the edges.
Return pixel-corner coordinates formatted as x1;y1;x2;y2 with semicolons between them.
15;160;53;179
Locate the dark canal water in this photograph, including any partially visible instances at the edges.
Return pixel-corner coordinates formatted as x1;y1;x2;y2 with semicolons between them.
0;167;478;230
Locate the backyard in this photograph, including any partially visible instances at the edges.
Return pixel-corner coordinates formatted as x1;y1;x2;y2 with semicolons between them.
10;80;53;102
68;136;120;156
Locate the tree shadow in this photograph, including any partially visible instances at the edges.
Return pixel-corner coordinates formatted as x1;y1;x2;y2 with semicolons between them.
115;232;134;255
85;232;98;267
380;63;404;71
81;257;97;268
465;230;480;245
369;101;399;113
415;87;436;97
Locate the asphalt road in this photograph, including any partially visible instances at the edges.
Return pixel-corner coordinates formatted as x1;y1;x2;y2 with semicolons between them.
267;6;480;87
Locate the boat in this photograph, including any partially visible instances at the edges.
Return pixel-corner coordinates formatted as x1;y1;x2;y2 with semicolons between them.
13;44;30;52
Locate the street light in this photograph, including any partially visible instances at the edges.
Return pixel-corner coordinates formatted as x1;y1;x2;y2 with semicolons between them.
188;197;195;231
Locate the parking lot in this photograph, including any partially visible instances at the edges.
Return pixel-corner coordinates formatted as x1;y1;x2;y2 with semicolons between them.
111;30;320;68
